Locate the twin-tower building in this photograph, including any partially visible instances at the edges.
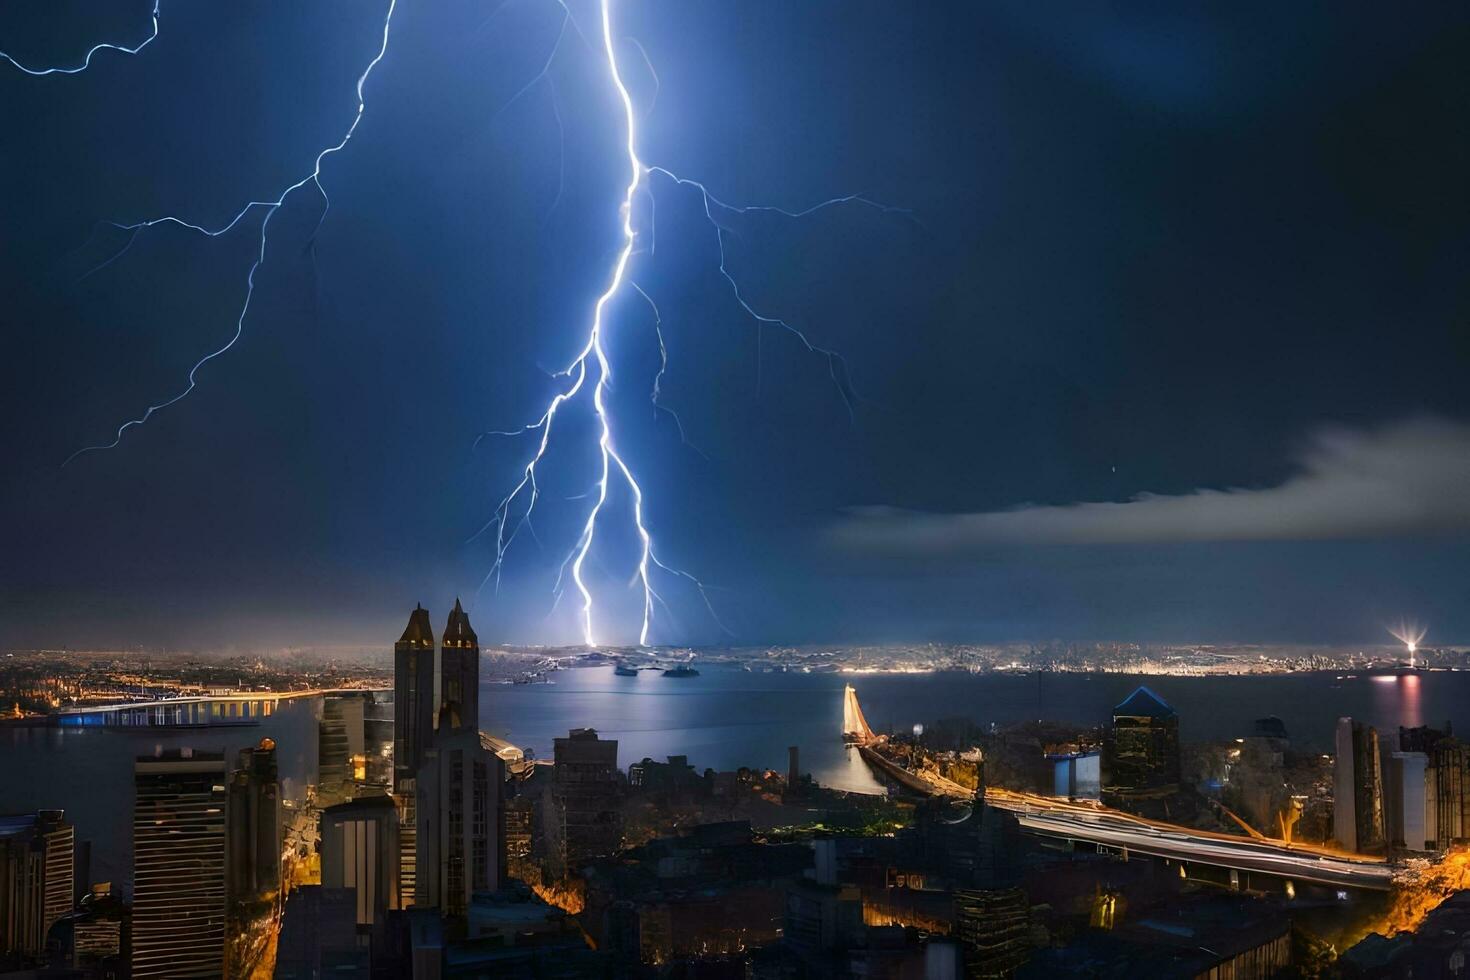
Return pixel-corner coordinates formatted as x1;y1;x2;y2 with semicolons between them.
391;599;501;915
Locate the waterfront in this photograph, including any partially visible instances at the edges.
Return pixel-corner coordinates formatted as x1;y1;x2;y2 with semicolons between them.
0;697;320;894
480;665;1470;793
3;664;1466;894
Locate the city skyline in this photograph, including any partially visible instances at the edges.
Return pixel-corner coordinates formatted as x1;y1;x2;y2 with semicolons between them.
4;4;1470;976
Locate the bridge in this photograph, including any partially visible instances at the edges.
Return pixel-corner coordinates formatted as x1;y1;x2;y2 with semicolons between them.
49;688;387;727
841;684;1396;893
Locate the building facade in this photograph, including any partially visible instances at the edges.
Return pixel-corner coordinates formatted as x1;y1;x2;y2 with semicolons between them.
1334;717;1386;854
1401;724;1470;850
393;604;437;908
416;728;502;916
1104;687;1181;797
227;738;281;902
132;750;228;979
319;695;367;807
438;599;480;736
321;796;401;928
393;604;436;793
544;729;623;879
0;809;73;961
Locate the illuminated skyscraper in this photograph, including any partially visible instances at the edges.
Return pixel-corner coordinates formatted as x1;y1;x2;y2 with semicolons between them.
416;726;502;916
393;604;435;907
227;738;281;901
544;729;622;878
0;809;74;961
1104;687;1181;797
1400;724;1470;849
394;599;490;913
393;604;436;791
439;598;480;735
1335;717;1386;854
132;750;228;979
320;795;400;928
319;694;367;807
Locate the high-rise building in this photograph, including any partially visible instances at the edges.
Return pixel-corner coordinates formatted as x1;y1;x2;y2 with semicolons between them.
227;738;281;902
1335;717;1386;854
133;749;228;979
394;604;436;909
60;884;128;971
416;727;503;916
953;887;1031;979
439;598;480;735
319;694;367;806
0;809;74;961
394;604;436;793
1384;750;1430;852
273;886;369;980
1104;687;1181;796
544;729;622;878
1401;724;1470;850
393;599;491;913
321;795;400;928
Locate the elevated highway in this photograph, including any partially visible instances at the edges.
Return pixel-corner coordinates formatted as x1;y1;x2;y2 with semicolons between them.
985;788;1395;892
842;683;1396;893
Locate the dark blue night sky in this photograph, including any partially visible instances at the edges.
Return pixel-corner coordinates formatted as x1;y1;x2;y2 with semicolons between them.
2;1;1467;650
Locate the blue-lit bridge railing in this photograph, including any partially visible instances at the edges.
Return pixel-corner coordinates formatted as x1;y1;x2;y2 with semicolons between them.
52;689;385;728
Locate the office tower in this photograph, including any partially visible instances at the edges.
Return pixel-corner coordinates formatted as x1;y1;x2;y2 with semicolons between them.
1104;686;1181;795
1384;751;1429;852
1401;724;1470;849
274;886;369;979
320;796;400;928
228;738;281;902
1335;717;1386;854
394;604;435;908
545;729;622;878
0;809;74;960
416;727;503;916
783;880;864;963
953;887;1031;979
319;694;367;806
439;598;480;735
133;750;228;979
65;885;128;970
363;692;396;790
394;604;436;792
503;793;535;884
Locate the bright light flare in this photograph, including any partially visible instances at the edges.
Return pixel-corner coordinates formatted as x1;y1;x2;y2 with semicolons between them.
1388;620;1427;655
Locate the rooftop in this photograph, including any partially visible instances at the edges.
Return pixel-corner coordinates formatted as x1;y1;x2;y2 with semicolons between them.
397;603;434;649
1113;686;1175;719
443;597;478;649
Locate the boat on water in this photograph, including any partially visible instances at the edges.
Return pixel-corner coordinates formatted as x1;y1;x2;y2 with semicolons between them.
662;665;700;678
613;664;639;677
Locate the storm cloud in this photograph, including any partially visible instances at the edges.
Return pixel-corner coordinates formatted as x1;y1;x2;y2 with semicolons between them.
835;418;1470;555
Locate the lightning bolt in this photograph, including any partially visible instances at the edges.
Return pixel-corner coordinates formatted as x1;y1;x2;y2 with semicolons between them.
61;0;399;466
1;2;160;76
21;0;903;648
478;0;907;647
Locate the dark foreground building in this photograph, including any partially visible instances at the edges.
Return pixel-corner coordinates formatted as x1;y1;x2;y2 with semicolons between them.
1105;686;1181;798
0;809;73;963
132;750;229;979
